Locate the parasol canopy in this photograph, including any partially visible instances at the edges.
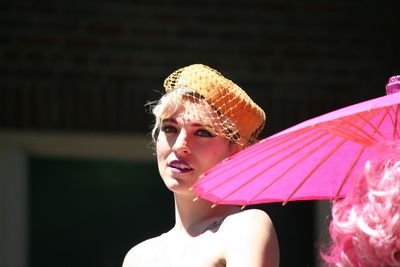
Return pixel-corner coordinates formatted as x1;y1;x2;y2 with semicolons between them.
193;76;400;206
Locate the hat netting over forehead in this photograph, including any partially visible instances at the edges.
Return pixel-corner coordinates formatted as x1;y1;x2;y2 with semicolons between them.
163;64;266;145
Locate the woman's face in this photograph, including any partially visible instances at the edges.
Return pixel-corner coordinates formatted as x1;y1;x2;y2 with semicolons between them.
156;102;238;196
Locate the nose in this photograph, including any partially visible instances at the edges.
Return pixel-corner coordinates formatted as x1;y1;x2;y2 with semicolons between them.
172;130;191;155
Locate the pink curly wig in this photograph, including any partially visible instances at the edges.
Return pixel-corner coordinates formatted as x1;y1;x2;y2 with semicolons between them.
322;144;400;267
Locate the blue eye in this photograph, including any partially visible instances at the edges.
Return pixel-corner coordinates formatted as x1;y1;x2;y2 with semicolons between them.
196;129;216;137
160;125;177;133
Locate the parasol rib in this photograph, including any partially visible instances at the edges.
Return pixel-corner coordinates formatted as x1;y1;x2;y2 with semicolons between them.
195;130;328;198
245;136;346;205
335;106;393;197
195;128;323;186
390;105;400;139
323;124;375;146
354;110;384;138
282;138;348;205
211;134;336;205
322;109;383;145
253;109;383;204
199;127;315;178
335;145;366;198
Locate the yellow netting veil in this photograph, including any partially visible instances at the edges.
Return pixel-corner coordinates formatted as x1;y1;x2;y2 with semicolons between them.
163;64;266;145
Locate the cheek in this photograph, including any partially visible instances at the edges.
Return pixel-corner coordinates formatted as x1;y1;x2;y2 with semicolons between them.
155;139;168;162
201;152;229;174
204;143;232;163
156;134;167;151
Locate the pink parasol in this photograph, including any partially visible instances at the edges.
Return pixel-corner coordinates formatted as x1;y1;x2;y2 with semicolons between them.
193;76;400;206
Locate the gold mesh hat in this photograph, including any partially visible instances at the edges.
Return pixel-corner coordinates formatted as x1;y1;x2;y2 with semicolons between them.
163;64;266;145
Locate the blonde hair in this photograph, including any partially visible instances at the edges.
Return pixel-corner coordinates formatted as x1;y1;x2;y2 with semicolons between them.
163;64;265;145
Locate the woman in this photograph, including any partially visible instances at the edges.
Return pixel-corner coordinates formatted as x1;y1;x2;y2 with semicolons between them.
322;143;400;267
122;64;279;267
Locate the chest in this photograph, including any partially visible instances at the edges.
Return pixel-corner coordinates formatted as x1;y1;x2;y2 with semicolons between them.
141;234;225;267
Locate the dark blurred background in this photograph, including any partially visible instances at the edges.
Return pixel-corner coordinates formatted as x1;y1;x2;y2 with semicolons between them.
0;1;399;267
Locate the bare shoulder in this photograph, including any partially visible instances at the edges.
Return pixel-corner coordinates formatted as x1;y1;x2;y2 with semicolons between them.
122;235;162;267
222;208;274;231
220;208;276;243
221;209;279;267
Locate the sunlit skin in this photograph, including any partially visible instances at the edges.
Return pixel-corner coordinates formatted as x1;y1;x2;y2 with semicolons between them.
156;105;238;197
122;101;280;267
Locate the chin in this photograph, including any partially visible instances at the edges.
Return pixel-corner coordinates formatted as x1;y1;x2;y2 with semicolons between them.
165;179;196;195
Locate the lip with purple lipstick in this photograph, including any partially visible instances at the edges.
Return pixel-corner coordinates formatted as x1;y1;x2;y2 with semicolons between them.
168;160;194;173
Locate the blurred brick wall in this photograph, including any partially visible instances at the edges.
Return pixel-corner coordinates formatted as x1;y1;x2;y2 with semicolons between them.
1;0;399;136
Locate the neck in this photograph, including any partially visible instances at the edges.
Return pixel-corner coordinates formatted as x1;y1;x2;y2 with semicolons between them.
172;193;240;236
